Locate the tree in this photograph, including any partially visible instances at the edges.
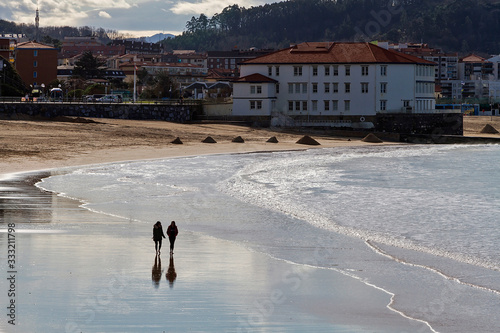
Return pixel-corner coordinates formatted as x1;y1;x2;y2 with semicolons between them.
140;71;178;99
0;56;27;97
73;51;106;80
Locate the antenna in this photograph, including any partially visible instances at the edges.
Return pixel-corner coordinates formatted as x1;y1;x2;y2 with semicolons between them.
35;1;39;42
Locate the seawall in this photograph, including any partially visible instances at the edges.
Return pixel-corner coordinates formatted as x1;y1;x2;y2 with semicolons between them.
0;102;199;123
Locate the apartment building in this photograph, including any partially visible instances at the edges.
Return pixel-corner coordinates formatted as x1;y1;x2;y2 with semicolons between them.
233;42;436;118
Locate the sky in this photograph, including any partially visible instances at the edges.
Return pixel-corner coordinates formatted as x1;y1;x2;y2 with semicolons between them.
0;0;277;37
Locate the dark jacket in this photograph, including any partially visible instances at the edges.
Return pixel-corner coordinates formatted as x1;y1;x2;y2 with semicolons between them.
167;225;178;238
153;225;166;241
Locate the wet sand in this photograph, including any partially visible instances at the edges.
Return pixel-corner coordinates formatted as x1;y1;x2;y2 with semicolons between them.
0;170;417;332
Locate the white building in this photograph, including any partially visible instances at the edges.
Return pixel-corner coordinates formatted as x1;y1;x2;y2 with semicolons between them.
233;42;436;121
487;54;500;81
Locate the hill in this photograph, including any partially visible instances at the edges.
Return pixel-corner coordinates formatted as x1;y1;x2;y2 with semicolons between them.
162;0;500;54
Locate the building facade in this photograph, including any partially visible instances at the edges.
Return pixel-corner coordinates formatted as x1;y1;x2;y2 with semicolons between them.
15;41;58;88
233;42;436;119
0;37;16;63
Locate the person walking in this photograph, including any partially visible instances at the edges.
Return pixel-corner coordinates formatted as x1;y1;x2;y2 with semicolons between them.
167;221;178;255
152;221;166;255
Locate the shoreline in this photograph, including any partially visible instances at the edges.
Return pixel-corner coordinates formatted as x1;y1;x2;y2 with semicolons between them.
0;118;393;176
1;164;420;332
1;115;499;176
1;117;500;332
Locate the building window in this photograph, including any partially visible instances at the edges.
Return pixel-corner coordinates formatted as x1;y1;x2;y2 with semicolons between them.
268;66;272;76
345;82;351;93
295;84;300;94
380;100;387;111
250;85;261;94
324;83;330;93
380;82;387;94
276;83;280;94
302;101;308;111
33;71;37;78
33;61;38;67
381;65;387;76
312;66;318;76
332;100;338;111
275;66;280;76
324;66;330;76
250;101;262;110
289;101;294;111
312;83;318;93
288;83;293;94
312;100;318;111
333;65;338;76
344;100;351;111
324;100;330;111
302;83;307;94
34;50;38;57
345;65;351;76
294;66;303;76
295;101;301;111
362;65;369;76
361;82;369;93
332;83;338;93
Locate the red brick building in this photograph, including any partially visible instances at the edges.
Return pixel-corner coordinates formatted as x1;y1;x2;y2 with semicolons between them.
15;41;58;88
0;37;16;63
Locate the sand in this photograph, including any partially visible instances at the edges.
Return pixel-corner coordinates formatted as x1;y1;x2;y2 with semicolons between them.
0;116;498;332
0;118;390;176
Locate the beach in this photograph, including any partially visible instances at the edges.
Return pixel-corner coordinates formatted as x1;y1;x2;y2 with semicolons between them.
1;116;499;332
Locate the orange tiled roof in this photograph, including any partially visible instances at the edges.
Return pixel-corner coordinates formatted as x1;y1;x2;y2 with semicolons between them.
16;41;56;49
235;73;277;83
461;54;487;62
243;42;435;65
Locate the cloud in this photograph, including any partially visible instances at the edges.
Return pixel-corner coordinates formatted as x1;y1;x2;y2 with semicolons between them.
0;0;277;37
170;0;267;16
99;11;112;18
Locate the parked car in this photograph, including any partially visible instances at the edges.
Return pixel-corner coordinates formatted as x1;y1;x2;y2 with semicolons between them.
96;95;122;103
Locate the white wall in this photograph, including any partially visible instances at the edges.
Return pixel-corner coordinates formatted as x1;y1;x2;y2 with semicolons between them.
237;62;435;117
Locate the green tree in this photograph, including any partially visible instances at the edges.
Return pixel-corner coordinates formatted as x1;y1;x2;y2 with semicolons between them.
0;56;27;97
73;51;106;80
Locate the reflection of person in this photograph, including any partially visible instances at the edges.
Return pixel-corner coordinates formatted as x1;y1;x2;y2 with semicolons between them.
166;255;177;288
152;221;166;255
166;221;178;254
152;255;163;288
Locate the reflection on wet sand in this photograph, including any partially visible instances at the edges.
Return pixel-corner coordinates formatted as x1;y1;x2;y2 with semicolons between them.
0;172;54;225
166;254;177;288
152;255;164;288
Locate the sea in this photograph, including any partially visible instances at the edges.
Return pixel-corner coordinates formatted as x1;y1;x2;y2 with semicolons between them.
36;144;500;332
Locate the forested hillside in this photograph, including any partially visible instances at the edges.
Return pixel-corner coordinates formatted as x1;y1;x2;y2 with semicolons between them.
163;0;500;55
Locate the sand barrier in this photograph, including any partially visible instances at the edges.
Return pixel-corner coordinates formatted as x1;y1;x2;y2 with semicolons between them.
480;124;499;134
232;136;245;143
266;136;279;143
361;133;383;143
171;137;183;144
296;135;320;145
202;136;217;143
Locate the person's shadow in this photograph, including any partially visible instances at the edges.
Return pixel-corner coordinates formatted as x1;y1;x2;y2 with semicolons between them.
166;254;177;288
152;255;163;288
